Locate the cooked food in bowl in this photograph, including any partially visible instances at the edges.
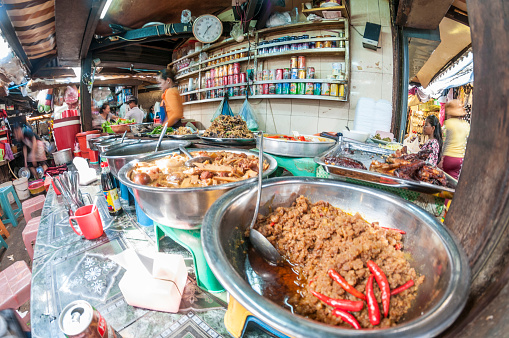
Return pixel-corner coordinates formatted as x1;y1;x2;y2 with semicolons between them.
265;134;333;142
129;151;269;188
252;196;424;329
324;156;367;170
203;115;254;138
171;126;195;135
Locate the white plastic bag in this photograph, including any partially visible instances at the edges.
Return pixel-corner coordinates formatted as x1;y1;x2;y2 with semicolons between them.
239;99;259;131
266;11;291;28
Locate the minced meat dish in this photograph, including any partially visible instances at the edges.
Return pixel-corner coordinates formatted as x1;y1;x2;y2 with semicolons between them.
253;196;424;329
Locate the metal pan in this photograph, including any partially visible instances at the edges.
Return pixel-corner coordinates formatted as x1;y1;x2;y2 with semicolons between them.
198;136;256;145
258;134;335;157
168;133;200;140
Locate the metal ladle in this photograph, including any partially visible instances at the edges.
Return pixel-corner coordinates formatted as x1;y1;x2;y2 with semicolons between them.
154;123;169;152
249;131;284;265
179;145;213;167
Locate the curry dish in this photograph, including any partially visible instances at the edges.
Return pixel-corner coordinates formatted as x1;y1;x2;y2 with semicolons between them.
129;151;269;188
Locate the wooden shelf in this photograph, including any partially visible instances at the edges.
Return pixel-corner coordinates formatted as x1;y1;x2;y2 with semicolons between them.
182;94;347;105
256;48;345;59
301;3;348;19
257;37;346;50
254;79;347;84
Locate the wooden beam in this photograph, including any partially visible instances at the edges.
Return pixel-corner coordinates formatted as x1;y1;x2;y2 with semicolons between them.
243;0;258;33
81;0;107;58
0;5;31;72
132;43;174;52
445;6;469;27
396;0;455;29
90;23;193;53
98;61;165;71
442;0;509;336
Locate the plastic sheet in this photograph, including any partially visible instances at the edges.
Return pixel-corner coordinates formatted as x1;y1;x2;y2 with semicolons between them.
238;99;259;131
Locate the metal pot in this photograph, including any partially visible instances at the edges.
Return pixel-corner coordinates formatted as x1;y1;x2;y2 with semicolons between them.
53;148;73;165
202;177;470;337
118;148;278;230
259;134;335;157
88;135;119;151
103;140;192;177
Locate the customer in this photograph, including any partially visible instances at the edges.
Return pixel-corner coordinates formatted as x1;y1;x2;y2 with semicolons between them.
13;123;48;179
420;115;443;166
147;105;155;122
93;103;118;130
125;96;144;123
157;67;184;127
442;100;470;179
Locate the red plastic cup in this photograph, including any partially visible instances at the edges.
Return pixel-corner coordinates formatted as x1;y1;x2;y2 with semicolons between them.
69;205;103;239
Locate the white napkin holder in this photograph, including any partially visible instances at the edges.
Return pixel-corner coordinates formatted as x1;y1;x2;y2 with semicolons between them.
109;249;188;313
73;157;98;185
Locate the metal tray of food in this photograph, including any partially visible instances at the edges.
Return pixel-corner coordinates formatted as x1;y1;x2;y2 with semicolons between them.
168;133;200;139
315;144;457;195
259;134;336;157
198;136;256;145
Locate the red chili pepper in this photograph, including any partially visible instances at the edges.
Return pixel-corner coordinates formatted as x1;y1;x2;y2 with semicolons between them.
310;290;364;312
391;280;414;296
328;269;366;300
332;308;361;329
367;260;391;318
298;136;306;141
380;226;406;234
267;136;281;139
366;275;380;325
270;222;275;226
395;243;402;250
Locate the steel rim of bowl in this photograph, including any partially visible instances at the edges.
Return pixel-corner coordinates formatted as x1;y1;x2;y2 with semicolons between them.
201;177;470;337
102;140;191;160
118;148;279;194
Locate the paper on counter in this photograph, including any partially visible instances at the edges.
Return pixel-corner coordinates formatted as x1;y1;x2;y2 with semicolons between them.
109;249;188;313
73;157;98;185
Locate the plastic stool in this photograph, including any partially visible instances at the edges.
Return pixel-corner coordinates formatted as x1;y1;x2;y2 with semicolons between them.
0;219;10;239
21;195;45;224
0;261;32;310
128;188;153;226
22;216;40;260
0;235;7;249
0;186;23;228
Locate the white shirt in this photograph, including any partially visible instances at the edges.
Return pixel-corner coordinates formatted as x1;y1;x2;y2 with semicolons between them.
125;106;144;123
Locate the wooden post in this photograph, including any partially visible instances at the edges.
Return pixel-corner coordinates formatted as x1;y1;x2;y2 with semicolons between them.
442;0;509;335
80;54;93;131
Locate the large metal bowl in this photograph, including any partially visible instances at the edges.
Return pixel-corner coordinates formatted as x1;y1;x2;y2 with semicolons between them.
259;134;336;157
102;140;192;177
118;148;278;229
202;177;470;337
95;138;146;154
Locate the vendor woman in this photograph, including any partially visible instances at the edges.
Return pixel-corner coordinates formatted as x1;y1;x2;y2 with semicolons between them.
420;115;443;166
13;123;48;179
157;68;184;128
93;103;118;130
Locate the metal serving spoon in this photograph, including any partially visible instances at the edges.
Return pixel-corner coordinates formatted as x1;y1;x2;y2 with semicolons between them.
154;123;169;152
179;145;213;167
249;131;284;265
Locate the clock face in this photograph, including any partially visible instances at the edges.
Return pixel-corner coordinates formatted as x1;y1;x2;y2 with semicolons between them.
193;15;223;44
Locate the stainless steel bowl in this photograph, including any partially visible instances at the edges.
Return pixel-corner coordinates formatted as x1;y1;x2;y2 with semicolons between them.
103;140;192;177
202;177;470;337
95;138;144;154
118;148;278;229
88;135;119;151
259;134;335;157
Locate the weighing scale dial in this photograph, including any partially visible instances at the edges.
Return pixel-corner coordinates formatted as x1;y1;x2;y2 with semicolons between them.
192;14;223;44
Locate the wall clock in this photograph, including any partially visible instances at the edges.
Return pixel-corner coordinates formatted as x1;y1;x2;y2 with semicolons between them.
192;14;223;44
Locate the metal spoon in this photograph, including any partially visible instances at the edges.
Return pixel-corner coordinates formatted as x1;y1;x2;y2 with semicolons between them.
179;145;213;167
249;131;284;266
154;123;169;152
120;130;128;143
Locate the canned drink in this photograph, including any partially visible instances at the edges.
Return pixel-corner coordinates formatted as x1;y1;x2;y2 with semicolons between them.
240;73;246;83
224;76;229;86
316;41;323;48
263;70;270;81
290;83;297;94
283;83;290;94
262;83;269;95
240;85;246;96
290;56;298;68
228;64;234;75
269;69;276;80
298;69;306;79
206;90;211;99
210;89;215;98
276;69;283;80
210;68;216;78
307;67;315;79
325;40;333;48
273;45;280;53
214;78;219;87
298;56;306;69
205;71;211;79
291;43;298;50
223;65;228;75
321;83;331;96
276;83;283;94
59;300;118;338
233;74;239;84
217;67;223;78
291;68;299;79
283;68;290;79
305;82;314;95
233;62;240;75
219;77;224;86
339;84;345;98
257;71;263;81
297;82;306;95
233;86;239;96
330;83;339;96
314;83;321;95
339;30;345;48
269;84;276;94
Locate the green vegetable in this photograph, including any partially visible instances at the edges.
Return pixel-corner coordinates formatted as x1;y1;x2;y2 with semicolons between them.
148;126;173;135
